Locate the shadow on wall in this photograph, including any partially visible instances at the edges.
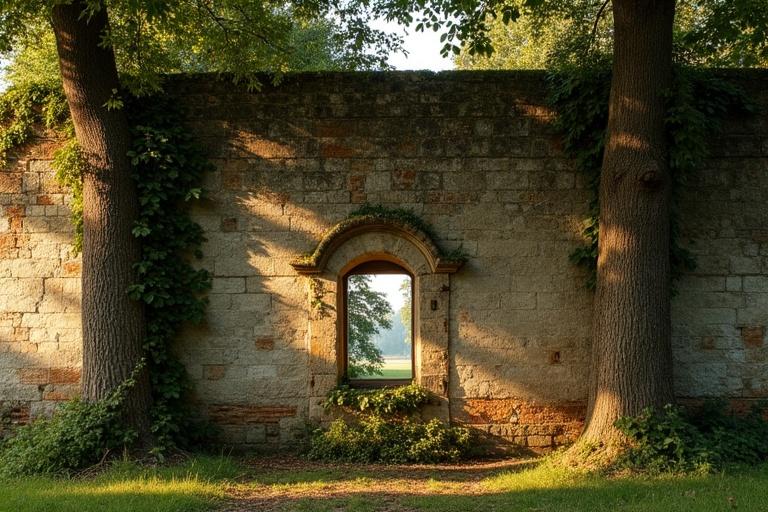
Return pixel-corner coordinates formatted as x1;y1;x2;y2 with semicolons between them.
172;72;597;450
0;145;84;433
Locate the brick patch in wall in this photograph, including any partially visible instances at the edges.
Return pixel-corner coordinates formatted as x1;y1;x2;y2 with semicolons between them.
42;384;79;401
255;337;275;350
208;405;296;425
17;368;81;386
741;326;764;348
0;173;22;193
454;399;586;449
456;398;585;425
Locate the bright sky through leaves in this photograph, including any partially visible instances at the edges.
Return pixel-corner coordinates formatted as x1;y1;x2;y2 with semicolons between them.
371;18;454;70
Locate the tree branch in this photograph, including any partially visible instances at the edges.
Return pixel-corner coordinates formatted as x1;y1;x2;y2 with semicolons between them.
588;0;611;53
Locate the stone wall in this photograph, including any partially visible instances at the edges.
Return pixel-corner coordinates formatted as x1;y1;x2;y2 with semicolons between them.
1;70;766;450
0;132;81;433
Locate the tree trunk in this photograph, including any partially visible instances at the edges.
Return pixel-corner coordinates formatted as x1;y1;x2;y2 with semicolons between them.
581;0;677;443
51;1;151;440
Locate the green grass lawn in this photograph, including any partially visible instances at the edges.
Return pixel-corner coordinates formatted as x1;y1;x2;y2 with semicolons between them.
2;456;767;512
358;357;413;380
0;456;240;512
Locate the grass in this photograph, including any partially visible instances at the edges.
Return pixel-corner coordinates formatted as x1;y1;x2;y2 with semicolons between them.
358;357;413;380
1;455;768;512
0;455;241;512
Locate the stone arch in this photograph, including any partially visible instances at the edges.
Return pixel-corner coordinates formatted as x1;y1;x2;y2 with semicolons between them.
290;216;463;276
294;216;463;422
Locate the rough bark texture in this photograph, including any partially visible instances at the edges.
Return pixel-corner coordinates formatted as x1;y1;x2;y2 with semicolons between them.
582;0;677;443
51;1;151;438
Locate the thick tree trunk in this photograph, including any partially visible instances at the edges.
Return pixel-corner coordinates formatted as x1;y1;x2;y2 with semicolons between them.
581;0;676;443
51;2;151;440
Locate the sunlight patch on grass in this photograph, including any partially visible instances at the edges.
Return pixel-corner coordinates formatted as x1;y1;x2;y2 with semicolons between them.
0;455;241;512
404;463;768;512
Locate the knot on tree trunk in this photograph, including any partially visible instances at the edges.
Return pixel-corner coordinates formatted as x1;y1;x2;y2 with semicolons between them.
638;169;664;190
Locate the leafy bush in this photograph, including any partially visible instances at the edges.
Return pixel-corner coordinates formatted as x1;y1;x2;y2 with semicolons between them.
308;416;471;464
310;385;472;464
615;401;768;473
323;384;430;416
0;383;137;477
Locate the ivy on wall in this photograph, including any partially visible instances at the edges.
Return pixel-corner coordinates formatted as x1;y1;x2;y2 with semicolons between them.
0;82;68;165
548;65;755;289
125;95;213;452
0;84;212;460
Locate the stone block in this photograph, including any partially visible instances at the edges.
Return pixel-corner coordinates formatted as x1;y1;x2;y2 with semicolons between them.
18;368;49;385
207;404;296;425
204;365;227;380
211;277;246;294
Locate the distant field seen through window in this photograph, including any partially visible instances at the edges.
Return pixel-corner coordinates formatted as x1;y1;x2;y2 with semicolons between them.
346;272;412;381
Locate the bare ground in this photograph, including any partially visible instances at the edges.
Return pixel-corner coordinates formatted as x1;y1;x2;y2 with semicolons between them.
220;455;537;511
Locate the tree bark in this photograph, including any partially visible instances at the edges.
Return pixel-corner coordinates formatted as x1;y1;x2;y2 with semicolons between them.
51;1;151;440
581;0;677;443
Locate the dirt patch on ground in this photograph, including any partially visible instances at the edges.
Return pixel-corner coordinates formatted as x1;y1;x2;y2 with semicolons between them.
220;455;536;511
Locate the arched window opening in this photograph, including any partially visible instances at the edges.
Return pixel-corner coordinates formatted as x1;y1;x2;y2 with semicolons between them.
342;260;413;387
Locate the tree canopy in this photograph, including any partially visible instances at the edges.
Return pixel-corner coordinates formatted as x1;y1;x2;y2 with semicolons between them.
456;0;768;70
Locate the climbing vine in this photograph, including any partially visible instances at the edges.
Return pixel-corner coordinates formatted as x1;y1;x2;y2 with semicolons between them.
0;82;85;253
52;139;85;252
0;84;213;458
548;65;755;289
0;82;68;165
125;94;213;453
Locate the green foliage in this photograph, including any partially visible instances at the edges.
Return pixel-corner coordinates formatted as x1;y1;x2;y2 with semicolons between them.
549;66;754;289
0;1;408;97
457;0;768;71
664;70;755;277
349;204;439;241
311;384;471;463
399;279;412;344
324;384;430;416
346;274;393;378
124;94;212;454
675;0;768;67
0;364;142;477
0;79;83;253
52;138;85;253
616;402;768;474
0;81;68;166
308;416;471;464
456;0;613;69
547;63;610;289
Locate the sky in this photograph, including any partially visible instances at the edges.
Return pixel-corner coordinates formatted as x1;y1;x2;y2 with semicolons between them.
371;18;454;71
367;274;410;311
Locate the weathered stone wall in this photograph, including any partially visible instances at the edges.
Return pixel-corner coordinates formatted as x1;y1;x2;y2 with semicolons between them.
1;70;766;450
673;73;768;404
0;133;81;434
